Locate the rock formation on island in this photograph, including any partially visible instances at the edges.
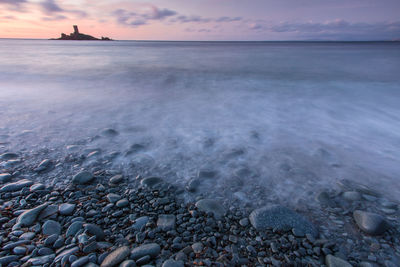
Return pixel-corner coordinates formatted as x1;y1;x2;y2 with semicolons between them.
52;25;112;41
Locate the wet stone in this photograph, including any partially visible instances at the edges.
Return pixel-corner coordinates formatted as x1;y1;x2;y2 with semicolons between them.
116;198;129;208
107;193;121;203
72;171;94;184
42;220;61;235
0;173;12;183
109;174;124;184
140;176;163;188
353;210;389;235
15;203;49;227
195;199;226;219
130;243;161;260
191;242;203;253
132;216;149;231
59;203;76;215
157;214;176;231
100;246;130;267
36;159;52;172
0;179;34;192
66;221;84;237
343;191;361;201
325;254;353;267
249;205;318;237
119;260;137;267
84;223;105;240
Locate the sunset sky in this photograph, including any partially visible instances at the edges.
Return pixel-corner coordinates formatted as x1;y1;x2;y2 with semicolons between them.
0;0;399;40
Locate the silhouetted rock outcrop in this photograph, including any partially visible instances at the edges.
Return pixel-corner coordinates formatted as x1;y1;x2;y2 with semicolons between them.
52;25;112;41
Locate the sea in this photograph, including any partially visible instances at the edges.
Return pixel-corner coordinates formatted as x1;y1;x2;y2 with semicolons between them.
1;39;400;206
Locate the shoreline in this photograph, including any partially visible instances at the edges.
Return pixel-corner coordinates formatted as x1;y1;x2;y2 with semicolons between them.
0;138;399;266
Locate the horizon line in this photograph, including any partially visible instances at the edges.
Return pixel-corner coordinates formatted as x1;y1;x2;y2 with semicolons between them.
1;37;400;43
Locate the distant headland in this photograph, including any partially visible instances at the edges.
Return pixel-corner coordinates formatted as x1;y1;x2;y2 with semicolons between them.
51;25;112;41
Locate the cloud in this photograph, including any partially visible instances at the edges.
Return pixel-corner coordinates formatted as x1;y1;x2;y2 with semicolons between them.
0;0;26;5
174;15;211;23
268;20;400;40
173;15;241;24
249;23;263;30
246;19;400;40
42;14;67;21
216;16;242;23
113;6;177;27
39;0;64;14
0;0;27;11
38;0;87;18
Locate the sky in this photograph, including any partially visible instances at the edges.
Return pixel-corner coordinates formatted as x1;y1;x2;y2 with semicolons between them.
0;0;399;40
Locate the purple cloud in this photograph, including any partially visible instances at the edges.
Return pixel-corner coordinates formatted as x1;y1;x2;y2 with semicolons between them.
39;0;64;14
215;16;242;23
0;0;26;5
113;6;177;27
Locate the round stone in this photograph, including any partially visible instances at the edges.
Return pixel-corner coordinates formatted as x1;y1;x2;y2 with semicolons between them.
343;191;361;201
249;205;318;237
130;243;161;260
353;210;389;235
72;171;94;184
100;246;130;267
59;203;76;216
195;199;226;219
116;199;129;208
42;220;61;235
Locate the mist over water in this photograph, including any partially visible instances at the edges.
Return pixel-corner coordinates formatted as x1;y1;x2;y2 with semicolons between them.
1;40;400;206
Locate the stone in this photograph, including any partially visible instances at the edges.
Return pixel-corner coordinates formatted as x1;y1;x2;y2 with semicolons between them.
157;214;176;231
54;246;79;263
0;179;33;192
316;191;335;207
59;203;76;215
20;232;36;240
325;254;352;267
0;173;12;183
67;221;84;237
162;259;184;267
239;218;249;227
72;171;94;184
71;256;89;267
109;174;124;184
353;210;389;235
15;203;49;227
116;199;129;208
191;242;203;253
0;152;18;160
38;204;59;220
186;178;201;192
36;159;52;172
100;246;130;267
132;216;149;231
130;243;161;260
119;260;136;267
140;177;163;188
343;191;361;201
30;183;45;192
249;205;318;237
26;255;55;265
195;199;226;219
107;193;121;203
42;220;61;235
101;128;119;137
84;223;105;240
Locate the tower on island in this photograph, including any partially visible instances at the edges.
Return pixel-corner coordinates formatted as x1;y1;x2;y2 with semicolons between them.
73;25;79;35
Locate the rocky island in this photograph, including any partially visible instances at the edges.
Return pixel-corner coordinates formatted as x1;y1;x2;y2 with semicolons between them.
52;25;112;41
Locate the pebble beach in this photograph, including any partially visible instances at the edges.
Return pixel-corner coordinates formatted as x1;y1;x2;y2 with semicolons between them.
0;130;399;267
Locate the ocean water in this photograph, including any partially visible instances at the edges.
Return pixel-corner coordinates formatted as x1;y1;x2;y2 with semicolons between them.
1;39;400;206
